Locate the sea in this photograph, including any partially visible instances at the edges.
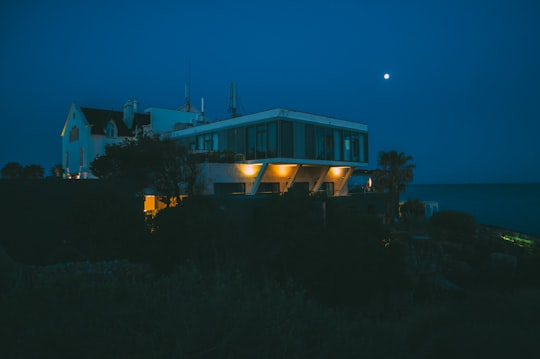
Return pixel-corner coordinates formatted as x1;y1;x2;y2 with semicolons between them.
400;183;540;237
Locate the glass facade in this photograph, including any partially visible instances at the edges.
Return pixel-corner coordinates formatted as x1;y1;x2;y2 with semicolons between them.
186;119;367;163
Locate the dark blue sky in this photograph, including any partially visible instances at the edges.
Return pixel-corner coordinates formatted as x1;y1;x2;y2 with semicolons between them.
1;0;539;183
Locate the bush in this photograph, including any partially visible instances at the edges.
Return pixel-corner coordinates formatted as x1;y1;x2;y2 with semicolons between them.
0;265;372;358
430;210;476;236
401;199;426;218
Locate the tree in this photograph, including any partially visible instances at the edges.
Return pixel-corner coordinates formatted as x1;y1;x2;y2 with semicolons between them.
23;164;44;179
90;134;200;204
50;164;64;178
1;162;23;179
1;162;44;179
373;150;415;223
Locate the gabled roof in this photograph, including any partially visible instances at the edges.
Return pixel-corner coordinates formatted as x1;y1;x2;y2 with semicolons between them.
80;107;150;136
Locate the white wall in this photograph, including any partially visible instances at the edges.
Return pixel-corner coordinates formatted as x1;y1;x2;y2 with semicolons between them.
145;107;201;134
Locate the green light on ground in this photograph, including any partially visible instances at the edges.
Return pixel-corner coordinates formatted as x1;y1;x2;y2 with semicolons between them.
500;234;534;249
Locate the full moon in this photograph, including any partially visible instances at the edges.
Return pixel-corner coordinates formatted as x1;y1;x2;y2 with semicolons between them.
384;73;390;80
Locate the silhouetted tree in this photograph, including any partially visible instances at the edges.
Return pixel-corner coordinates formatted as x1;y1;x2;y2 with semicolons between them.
1;162;45;179
23;164;44;179
373;150;415;223
50;164;64;178
1;162;23;179
90;134;200;203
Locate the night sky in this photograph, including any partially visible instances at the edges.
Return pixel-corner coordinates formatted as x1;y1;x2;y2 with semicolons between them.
1;0;539;183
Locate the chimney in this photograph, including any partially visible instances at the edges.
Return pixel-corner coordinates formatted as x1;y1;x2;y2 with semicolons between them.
123;99;134;129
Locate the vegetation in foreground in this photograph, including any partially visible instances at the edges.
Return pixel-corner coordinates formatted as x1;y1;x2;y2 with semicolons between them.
2;194;540;358
2;259;540;358
2;146;539;357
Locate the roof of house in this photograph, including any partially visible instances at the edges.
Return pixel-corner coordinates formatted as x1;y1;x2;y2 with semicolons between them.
80;107;150;136
169;107;367;139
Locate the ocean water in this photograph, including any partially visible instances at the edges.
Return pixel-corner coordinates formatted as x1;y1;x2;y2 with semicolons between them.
401;183;540;236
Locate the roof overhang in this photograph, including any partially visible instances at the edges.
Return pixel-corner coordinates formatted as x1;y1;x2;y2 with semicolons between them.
168;108;368;139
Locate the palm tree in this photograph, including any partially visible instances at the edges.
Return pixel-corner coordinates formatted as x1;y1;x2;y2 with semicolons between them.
373;150;415;224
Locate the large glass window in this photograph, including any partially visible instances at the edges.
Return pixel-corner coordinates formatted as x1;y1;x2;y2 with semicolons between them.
280;120;293;157
351;133;359;162
334;130;341;161
314;127;335;160
267;122;277;157
359;133;366;162
204;134;213;150
305;125;314;159
212;133;219;151
235;127;246;156
315;127;324;160
343;131;351;161
247;126;256;160
197;135;204;150
196;132;218;151
256;124;267;158
324;128;334;160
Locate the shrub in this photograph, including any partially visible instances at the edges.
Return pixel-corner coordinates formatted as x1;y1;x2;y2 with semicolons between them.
430;210;476;236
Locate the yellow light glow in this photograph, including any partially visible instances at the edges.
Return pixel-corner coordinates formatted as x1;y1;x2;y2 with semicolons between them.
331;167;342;176
241;164;262;176
277;165;291;176
243;165;256;176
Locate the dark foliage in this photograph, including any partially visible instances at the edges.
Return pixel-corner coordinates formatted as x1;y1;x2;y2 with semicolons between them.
63;186;146;261
0;180;145;265
1;162;44;179
90;134;200;203
145;195;413;314
431;210;477;236
401;198;426;218
372;150;415;222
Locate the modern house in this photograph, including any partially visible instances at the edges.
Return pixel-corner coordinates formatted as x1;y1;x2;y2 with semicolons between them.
168;108;369;196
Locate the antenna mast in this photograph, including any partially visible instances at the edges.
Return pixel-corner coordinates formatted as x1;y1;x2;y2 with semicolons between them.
228;82;238;118
185;61;191;112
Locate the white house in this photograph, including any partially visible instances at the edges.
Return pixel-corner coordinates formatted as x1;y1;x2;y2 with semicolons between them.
60;99;150;179
61;99;203;179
